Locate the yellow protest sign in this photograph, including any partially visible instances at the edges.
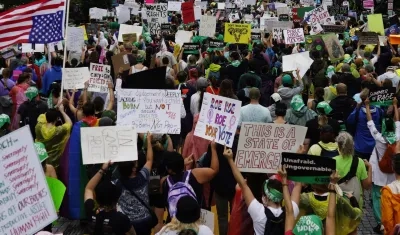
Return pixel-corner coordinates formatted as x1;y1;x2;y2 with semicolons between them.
367;14;384;36
79;25;88;40
224;23;251;44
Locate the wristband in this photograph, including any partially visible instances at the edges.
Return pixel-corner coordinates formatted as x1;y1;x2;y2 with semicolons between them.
282;184;288;187
328;190;336;194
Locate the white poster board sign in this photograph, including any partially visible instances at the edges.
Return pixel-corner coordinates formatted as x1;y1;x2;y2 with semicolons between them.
89;7;108;20
116;5;131;24
62;67;90;90
283;28;305;44
88;63;112;93
200;209;215;232
21;43;45;53
81;126;138;165
118;24;143;42
194;6;202;20
0;126;58;234
175;30;193;46
199;16;216;37
236;123;307;173
117;89;181;134
194;93;241;148
67;27;84;52
47;41;63;52
272;27;285;43
145;4;168;35
167;1;182;11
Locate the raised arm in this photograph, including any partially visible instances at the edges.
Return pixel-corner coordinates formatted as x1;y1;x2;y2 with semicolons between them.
279;166;295;233
192;141;219;184
106;81;114;110
143;132;154;171
84;161;112;201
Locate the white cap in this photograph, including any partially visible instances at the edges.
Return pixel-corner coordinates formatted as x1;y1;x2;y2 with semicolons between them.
271;93;282;102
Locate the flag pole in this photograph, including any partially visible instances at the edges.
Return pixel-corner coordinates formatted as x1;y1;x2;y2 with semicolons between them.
61;0;71;99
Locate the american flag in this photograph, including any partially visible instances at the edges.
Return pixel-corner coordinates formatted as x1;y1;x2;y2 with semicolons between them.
0;0;65;50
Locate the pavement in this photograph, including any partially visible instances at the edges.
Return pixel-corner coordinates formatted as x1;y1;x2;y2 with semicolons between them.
51;190;378;235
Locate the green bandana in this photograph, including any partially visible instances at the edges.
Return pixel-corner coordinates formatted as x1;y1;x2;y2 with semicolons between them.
25;87;38;101
34;142;49;162
293;215;323;235
0;114;10;128
291;95;305;111
316;101;333;115
326;65;335;78
263;180;283;203
382;118;396;144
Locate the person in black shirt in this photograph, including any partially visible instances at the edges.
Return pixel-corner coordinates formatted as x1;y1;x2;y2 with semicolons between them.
84;161;136;235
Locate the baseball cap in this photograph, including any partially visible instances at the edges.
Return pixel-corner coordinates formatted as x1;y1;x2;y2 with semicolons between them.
196;77;209;89
282;74;293;85
290;95;305;111
271;93;282;102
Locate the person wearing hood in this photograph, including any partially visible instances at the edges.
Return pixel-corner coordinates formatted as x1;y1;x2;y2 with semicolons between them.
329;83;357;124
277;71;304;109
238;60;262;90
94;31;109;49
205;56;222;80
41;57;63;96
35;104;72;172
14;58;38;82
285;95;317;126
224;51;247;92
377;66;400;90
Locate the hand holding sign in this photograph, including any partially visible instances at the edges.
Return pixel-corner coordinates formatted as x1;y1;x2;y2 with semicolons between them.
223;144;233;160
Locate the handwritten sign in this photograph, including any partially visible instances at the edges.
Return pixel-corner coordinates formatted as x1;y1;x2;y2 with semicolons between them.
194;93;242;148
356;32;379;45
81;126;138;165
327;5;348;21
282;152;336;184
118;24;142;42
0;126;57;235
284;28;305;44
369;87;395;106
224;23;251;44
167;1;182;11
66;27;84;52
200;209;214;232
272;27;285;42
199;16;216;37
88;63;112;93
304;5;331;24
235;123;307;173
145;4;168;35
62;67;90;90
117;89;181;134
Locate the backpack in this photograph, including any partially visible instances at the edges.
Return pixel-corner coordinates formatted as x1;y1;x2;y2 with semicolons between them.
317;143;339;158
208;70;220;80
338;157;362;202
264;207;285;235
375;143;396;174
167;170;197;217
260;77;274;107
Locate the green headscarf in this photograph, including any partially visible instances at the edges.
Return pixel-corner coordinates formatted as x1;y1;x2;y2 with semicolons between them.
316;101;333;115
0;114;10;128
382;118;396;144
25;87;38;101
291;95;305;111
34;142;49;162
263;180;283;203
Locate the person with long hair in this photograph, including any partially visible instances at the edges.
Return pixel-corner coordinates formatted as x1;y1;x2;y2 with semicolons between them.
307;87;324;111
219;79;237;99
129;54;148;74
9;73;30;130
190;77;208;116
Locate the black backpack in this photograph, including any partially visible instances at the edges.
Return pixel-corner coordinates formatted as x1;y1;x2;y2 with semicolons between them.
317;143;339;158
264;207;285;235
19;100;45;139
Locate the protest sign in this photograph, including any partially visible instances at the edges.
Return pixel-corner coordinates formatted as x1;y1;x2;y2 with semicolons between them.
251;32;261;41
62;67;90;90
175;30;193;46
161;24;172;35
321;25;346;33
0;49;15;59
272;27;285;42
167;1;182;11
277;7;289;16
86;23;98;36
81;126;138;164
195;1;207;10
327;6;348;21
217;3;225;9
235;123;307;173
209;40;225;50
122;33;137;44
356;32;379;45
123;67;167;89
282;152;336;184
284;28;305;44
0;126;57;234
369;87;396;106
89;7;108;20
278;14;289;21
194;93;242;147
117;89;181;134
304;5;331;24
367;14;385;35
116;5;131;24
46;177;66;211
67;27;84;52
310;24;323;35
292;7;314;23
48;41;63;52
200;209;215;232
145;4;168;35
21;43;45;53
194;6;201;20
111;51;130;78
283;52;314;77
181;2;195;24
88;63;112;93
265;21;293;32
224;23;251;44
199;16;216;37
322;33;344;62
118;24;142;42
183;43;200;54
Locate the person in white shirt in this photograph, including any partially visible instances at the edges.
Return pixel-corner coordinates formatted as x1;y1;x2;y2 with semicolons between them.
223;146;299;235
377;66;400;90
238;88;272;126
366;97;400;234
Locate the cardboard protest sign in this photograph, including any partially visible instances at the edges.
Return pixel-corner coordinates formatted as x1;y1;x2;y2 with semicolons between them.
111;51;130;78
200;209;215;232
321;25;346;33
183;43;200;54
282;152;336;184
145;4;168;35
66;27;84;52
118;24;142;42
62;67;90;90
122;33;137;44
369;87;396;106
181;2;195;24
194;93;241;147
167;1;182;11
209;40;225;51
88;63;112;93
0;49;16;59
284;28;305;44
322;33;344;62
199;16;216;37
0;126;57;234
283;51;314;78
236;123;307;173
81;126;138;164
327;6;348;21
367;14;385;36
224;23;251;44
356;32;379;45
46;177;66;211
117;89;181;134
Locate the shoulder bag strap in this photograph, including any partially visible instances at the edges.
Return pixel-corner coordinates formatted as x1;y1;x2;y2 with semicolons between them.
0;79;10;91
338;157;359;184
184;170;191;183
